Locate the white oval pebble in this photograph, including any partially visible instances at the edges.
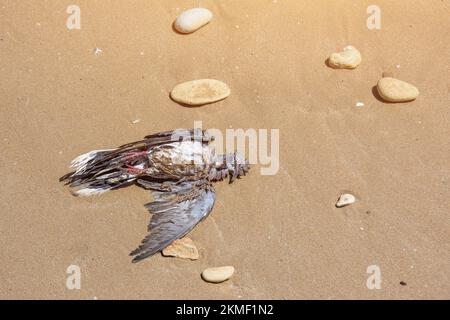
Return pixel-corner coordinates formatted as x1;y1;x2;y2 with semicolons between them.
201;266;235;283
336;193;356;208
377;77;419;102
162;237;199;260
328;45;362;69
174;8;213;34
170;79;230;106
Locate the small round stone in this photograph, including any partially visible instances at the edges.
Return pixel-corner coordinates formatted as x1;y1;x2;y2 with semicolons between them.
328;45;362;69
377;77;419;102
336;193;356;208
170;79;230;106
201;266;235;283
174;8;213;34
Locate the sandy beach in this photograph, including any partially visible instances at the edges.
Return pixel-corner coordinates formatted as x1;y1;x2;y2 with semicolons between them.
0;0;449;299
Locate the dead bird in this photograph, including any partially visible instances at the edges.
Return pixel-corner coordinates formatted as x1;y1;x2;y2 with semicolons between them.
60;129;250;262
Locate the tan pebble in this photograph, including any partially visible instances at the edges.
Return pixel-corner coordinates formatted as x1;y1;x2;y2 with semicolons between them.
174;8;213;34
170;79;230;106
162;237;199;260
377;77;419;102
336;193;356;208
201;266;235;283
328;45;361;69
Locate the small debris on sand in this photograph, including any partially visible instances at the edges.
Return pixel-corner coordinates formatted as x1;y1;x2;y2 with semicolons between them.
93;48;103;56
336;193;356;208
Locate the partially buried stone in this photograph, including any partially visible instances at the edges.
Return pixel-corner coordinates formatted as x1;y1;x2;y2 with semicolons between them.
170;79;230;106
162;237;199;260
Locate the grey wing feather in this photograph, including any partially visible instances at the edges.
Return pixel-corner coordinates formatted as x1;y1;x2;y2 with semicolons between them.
130;180;216;263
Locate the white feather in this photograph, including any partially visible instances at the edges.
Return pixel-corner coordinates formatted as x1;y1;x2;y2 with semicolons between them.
74;188;109;197
70;149;114;174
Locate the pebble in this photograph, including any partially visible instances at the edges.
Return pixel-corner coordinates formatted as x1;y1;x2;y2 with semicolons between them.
170;79;230;106
162;237;199;260
201;266;235;283
328;45;361;69
174;8;213;34
336;193;356;208
377;77;419;102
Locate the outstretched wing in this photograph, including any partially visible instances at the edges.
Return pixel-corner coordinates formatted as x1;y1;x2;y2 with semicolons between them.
130;180;216;263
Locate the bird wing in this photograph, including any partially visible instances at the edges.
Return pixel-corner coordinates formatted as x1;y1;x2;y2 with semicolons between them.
130;180;216;262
